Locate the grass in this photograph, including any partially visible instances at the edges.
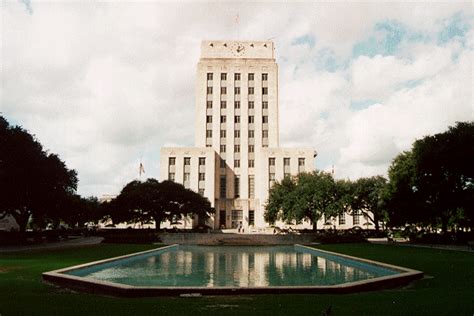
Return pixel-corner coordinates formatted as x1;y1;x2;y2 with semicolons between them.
0;243;473;315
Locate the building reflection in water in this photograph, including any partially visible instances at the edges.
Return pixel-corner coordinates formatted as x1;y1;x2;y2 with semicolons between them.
87;246;382;287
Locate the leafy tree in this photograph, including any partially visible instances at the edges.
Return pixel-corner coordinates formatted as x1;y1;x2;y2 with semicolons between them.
350;176;387;231
0;116;78;232
264;171;339;231
385;122;474;231
264;176;297;224
111;179;213;230
412;122;474;232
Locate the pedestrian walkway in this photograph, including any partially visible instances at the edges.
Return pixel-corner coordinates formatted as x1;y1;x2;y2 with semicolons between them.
0;236;104;253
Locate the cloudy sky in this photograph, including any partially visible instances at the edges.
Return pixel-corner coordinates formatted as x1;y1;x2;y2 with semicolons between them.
2;0;472;197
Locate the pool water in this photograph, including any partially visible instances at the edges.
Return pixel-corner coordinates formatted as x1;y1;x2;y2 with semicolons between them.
66;245;398;287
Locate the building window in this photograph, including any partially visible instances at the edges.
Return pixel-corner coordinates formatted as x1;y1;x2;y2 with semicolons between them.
234;130;240;138
221;73;227;80
234;116;240;123
206;116;212;123
207;73;213;80
220;130;226;138
206;130;212;138
248;145;254;153
235;87;241;94
298;158;305;166
249;159;255;168
248;116;254;124
249;175;255;198
198;188;205;196
234;145;240;153
262;130;268;138
269;173;276;187
220;101;226;109
262;116;268;123
168;172;175;181
284;158;290;166
220;116;226;123
262;73;268;81
234;176;240;198
207;101;213;109
169;157;176;165
184;172;190;185
248;130;254;138
269;158;275;166
249;210;255;225
221;87;227;95
262;87;268;95
248;73;254;81
353;211;360;225
248;101;254;109
248;87;254;95
339;214;346;225
199;157;206;165
234;73;241;81
199;173;205;181
207;87;213;94
220;176;226;198
262;101;268;109
206;144;211;147
220;145;226;153
234;101;240;109
220;159;226;168
184;157;191;166
232;210;243;223
234;159;240;168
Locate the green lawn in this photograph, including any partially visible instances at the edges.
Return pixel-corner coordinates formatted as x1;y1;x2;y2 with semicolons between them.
0;243;473;315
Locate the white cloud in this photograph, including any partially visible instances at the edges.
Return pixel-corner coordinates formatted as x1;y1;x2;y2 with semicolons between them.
1;1;472;196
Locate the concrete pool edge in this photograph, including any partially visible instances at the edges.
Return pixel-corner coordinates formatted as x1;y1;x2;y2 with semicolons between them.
42;244;424;297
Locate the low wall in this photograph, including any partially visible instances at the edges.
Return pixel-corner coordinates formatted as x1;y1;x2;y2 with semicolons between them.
157;233;317;245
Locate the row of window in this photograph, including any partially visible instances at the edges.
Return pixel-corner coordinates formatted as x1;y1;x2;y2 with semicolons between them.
207;129;268;139
207;73;268;81
220;158;254;169
268;157;305;167
219;175;255;199
207;86;268;95
169;157;206;166
207;101;269;109
207;115;269;124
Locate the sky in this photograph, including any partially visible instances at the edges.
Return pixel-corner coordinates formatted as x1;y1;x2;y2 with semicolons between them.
2;0;473;197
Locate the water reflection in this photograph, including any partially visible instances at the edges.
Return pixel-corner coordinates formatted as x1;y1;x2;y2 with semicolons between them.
83;246;393;287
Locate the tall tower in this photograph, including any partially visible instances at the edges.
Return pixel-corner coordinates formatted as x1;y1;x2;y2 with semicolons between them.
161;40;316;230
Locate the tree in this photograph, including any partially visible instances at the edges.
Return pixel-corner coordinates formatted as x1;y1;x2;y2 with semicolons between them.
264;171;339;231
385;122;474;231
412;121;474;232
0;116;78;232
350;176;387;232
264;176;297;224
111;179;213;230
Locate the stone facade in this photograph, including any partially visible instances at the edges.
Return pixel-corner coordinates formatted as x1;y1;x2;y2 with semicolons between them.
160;40;317;230
159;40;375;230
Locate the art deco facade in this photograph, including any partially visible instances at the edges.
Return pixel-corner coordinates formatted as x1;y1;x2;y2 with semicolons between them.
160;40;368;231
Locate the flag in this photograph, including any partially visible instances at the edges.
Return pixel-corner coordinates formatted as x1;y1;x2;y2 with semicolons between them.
139;162;145;176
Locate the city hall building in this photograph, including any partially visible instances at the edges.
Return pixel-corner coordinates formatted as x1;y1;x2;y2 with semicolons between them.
160;40;370;231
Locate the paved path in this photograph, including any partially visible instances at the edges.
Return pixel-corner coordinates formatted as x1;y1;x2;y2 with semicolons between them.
0;236;104;253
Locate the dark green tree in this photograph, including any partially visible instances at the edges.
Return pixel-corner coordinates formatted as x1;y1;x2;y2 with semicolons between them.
412;122;474;232
0;116;78;232
264;171;339;231
350;176;387;231
111;179;213;230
